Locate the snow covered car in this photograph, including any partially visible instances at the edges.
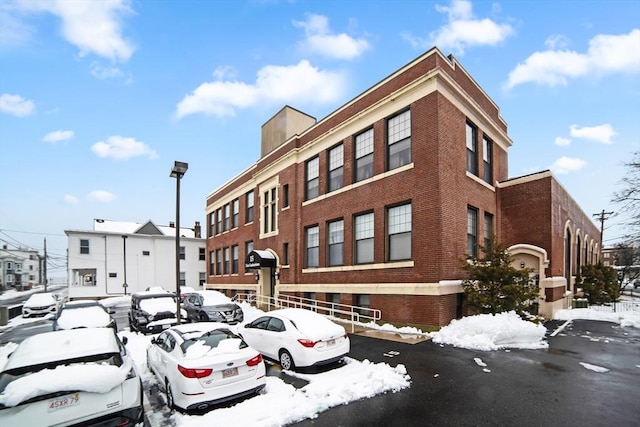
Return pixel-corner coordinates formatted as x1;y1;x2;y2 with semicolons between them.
146;322;266;412
182;290;244;324
53;301;117;332
0;328;143;427
22;292;61;318
129;290;187;334
239;308;350;371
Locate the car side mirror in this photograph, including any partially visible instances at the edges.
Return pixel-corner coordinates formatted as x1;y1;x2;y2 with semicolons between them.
122;336;128;345
150;337;156;344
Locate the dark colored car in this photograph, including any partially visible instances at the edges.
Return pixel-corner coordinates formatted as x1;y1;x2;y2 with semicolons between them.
53;300;117;331
182;290;244;324
129;290;187;334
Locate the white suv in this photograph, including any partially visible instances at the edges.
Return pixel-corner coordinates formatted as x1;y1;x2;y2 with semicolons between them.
0;328;143;426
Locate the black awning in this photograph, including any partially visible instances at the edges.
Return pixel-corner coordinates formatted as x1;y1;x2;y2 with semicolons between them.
245;250;277;269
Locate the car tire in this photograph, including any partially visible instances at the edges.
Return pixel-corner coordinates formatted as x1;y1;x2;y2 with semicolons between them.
279;349;295;371
199;312;208;322
165;379;175;410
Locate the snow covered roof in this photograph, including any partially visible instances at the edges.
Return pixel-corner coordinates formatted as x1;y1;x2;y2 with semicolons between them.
91;219;196;238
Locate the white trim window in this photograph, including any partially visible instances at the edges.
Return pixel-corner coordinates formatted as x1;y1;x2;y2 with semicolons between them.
355;212;374;264
387;110;411;170
388;203;412;261
355;129;374;182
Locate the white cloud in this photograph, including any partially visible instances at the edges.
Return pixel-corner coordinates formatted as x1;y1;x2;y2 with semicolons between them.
43;130;74;144
550;156;587;174
91;136;158;160
87;190;116;203
0;93;35;117
554;136;571;146
403;0;514;55
293;14;370;60
569;124;617;144
505;29;640;89
90;63;124;79
16;0;135;62
545;34;570;50
64;194;79;205
175;60;347;119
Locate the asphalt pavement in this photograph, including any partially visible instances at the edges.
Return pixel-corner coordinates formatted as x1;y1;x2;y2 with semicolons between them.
296;320;640;427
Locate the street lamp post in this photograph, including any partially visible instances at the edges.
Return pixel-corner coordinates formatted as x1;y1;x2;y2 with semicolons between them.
170;161;188;324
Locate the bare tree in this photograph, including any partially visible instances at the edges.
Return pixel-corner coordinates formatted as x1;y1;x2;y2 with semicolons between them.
612;150;640;241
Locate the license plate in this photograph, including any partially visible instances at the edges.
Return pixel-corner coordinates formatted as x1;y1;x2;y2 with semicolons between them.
222;367;238;378
49;392;80;412
327;339;336;346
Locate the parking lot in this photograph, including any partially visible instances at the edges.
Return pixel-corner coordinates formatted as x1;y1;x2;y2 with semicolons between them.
1;295;639;427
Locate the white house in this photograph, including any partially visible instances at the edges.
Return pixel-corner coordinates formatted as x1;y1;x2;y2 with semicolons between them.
0;245;42;291
65;219;206;299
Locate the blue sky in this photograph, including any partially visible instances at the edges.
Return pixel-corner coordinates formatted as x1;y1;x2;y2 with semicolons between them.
1;0;639;277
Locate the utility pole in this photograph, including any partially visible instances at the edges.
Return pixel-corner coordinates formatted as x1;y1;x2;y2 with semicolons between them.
43;237;48;292
593;209;614;248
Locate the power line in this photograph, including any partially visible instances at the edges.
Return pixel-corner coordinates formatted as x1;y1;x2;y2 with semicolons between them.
593;209;615;245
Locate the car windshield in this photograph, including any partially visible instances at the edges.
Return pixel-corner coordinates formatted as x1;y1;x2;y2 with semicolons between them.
180;329;247;355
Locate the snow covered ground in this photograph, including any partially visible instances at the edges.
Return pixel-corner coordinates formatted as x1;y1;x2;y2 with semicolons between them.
0;296;638;426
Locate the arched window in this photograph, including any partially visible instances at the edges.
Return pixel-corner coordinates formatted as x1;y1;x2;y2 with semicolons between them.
576;235;582;278
565;228;572;290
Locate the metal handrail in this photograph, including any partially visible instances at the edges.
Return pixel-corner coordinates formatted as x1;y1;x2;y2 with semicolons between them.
232;293;382;333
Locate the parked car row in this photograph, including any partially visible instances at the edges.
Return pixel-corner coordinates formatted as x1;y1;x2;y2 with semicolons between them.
3;288;350;420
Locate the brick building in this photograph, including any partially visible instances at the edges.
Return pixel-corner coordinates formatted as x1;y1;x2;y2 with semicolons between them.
204;47;600;327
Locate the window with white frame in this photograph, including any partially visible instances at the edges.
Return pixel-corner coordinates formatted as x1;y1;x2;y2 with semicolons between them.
209;212;215;236
306;156;319;200
232;245;239;274
483;136;493;184
355;128;374;182
466;121;478;176
232;198;239;228
199;247;205;261
179;272;186;286
306;225;319;268
224;204;230;231
216;249;222;275
246;191;254;223
328;219;344;266
209;250;215;275
179;246;185;260
328;144;344;192
216;208;223;234
262;188;278;234
223;247;230;274
355;212;374;264
387;110;411;170
388;203;412;261
80;239;90;254
467;206;478;257
484;213;493;253
245;241;253;272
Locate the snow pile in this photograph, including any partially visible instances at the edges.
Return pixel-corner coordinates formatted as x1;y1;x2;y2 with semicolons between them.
362;321;426;339
167;358;410;427
432;311;548;351
554;308;640;329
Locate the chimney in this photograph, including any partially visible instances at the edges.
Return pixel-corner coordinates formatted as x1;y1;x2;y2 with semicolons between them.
169;221;175;228
194;221;201;238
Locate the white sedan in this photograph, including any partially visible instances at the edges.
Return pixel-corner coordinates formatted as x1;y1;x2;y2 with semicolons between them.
239;308;350;371
146;322;266;412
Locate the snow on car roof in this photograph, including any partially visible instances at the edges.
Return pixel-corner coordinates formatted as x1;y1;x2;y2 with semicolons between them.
56;305;112;329
171;322;230;336
274;308;345;339
2;328;119;371
139;295;177;314
197;290;233;305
